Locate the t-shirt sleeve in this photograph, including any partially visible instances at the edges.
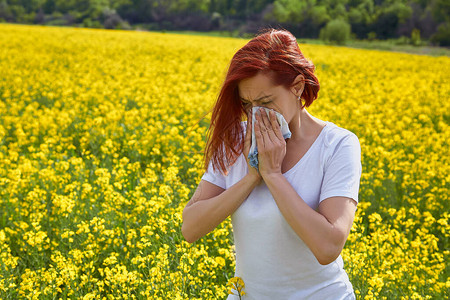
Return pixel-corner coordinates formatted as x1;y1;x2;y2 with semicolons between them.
201;160;226;189
320;133;362;203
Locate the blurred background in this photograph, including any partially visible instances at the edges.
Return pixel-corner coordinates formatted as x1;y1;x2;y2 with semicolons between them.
1;0;449;48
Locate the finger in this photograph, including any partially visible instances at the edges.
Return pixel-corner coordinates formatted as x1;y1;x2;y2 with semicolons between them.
270;110;284;141
259;108;271;130
245;110;252;140
267;124;280;143
259;108;276;143
254;117;265;147
244;110;252;154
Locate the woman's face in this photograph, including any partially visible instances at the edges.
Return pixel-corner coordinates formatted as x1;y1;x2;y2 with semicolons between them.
237;72;303;124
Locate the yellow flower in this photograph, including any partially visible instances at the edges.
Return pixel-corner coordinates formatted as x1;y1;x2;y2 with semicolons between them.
0;23;448;299
227;277;245;298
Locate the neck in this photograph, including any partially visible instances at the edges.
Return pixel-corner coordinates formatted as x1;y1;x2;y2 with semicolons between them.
288;108;323;141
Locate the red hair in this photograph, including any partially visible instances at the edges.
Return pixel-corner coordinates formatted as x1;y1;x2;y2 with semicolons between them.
204;29;320;174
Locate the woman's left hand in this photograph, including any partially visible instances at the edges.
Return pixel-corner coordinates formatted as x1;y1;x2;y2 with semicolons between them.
254;108;287;177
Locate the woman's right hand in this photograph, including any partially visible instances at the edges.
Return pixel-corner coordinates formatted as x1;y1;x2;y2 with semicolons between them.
244;109;262;183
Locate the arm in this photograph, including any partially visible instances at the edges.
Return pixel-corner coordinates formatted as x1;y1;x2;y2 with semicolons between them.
181;174;260;243
182;109;261;243
255;109;358;265
263;174;356;265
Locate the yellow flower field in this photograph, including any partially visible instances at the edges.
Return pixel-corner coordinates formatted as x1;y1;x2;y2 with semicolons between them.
0;23;448;299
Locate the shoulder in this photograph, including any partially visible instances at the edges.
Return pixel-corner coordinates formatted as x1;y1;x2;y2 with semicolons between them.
319;123;362;203
321;122;361;166
322;122;360;150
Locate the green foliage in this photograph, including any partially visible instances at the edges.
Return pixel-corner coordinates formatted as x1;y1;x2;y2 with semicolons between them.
2;0;450;46
411;28;421;46
431;0;450;23
310;5;330;25
273;0;316;24
431;22;450;46
384;1;412;24
82;17;102;28
367;31;377;41
319;18;351;45
348;7;363;24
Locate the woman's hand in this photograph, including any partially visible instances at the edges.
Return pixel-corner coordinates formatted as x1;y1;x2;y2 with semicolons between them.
254;108;287;177
244;110;262;183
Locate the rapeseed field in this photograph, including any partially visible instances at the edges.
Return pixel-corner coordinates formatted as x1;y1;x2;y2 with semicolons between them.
0;24;448;299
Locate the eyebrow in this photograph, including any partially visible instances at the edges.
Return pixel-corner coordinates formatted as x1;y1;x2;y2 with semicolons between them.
239;95;272;102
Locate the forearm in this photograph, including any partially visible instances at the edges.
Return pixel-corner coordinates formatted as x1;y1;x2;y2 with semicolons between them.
182;174;260;243
263;173;346;265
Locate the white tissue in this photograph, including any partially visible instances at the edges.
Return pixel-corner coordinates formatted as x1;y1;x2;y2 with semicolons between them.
248;106;291;169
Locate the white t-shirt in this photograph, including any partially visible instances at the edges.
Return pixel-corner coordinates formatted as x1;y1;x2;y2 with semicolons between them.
202;121;362;300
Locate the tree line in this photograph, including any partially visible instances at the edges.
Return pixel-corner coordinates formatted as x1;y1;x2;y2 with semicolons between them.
1;0;449;45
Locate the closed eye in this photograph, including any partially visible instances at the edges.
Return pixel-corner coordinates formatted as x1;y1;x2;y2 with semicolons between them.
239;95;272;105
240;100;272;106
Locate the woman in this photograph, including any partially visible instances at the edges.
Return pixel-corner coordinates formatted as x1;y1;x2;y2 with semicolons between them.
181;29;362;299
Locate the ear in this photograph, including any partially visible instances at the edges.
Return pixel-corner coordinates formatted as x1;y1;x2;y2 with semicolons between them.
290;74;305;97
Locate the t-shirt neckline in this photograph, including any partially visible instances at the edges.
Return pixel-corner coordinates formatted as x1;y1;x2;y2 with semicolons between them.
282;121;331;176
